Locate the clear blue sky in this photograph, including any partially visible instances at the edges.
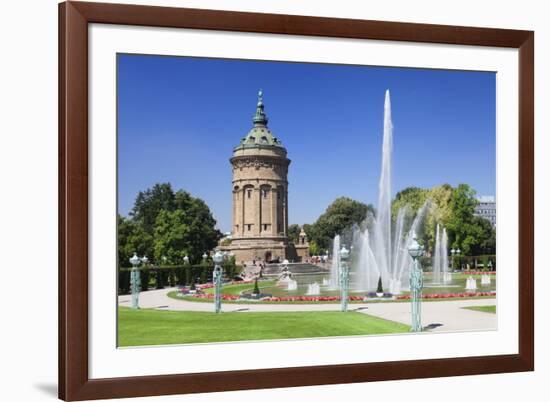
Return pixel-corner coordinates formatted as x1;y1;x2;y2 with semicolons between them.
118;54;496;233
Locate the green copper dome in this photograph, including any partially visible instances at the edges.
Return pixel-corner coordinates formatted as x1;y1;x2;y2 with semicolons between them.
235;90;285;150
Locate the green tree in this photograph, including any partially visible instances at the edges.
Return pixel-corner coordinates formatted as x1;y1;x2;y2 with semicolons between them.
308;197;372;250
153;198;222;264
302;223;314;241
120;183;222;266
130;183;176;232
391;184;494;256
391;187;429;220
308;240;320;256
118;215;153;267
288;224;301;244
153;210;191;264
424;184;453;251
473;216;496;255
446;184;495;255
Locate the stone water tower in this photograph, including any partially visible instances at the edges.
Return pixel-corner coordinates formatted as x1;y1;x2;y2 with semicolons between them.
227;90;292;263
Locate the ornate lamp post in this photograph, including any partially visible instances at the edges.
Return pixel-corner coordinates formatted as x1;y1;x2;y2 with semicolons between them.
212;250;224;314
182;255;190;290
339;245;350;312
129;252;141;309
408;234;424;332
451;248;462;270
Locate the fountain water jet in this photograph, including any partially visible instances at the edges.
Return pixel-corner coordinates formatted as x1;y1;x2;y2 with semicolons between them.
336;90;428;295
441;229;450;283
306;282;320;295
481;274;491;286
287;279;298;291
433;224;442;284
372;90;394;287
432;224;450;284
465;276;477;291
329;235;341;289
353;229;380;291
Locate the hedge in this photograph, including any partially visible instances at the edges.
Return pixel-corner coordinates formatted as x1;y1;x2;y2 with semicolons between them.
419;254;496;271
118;263;242;295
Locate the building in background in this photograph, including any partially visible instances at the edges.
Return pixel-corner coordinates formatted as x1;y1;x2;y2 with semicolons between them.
474;195;496;227
294;228;310;262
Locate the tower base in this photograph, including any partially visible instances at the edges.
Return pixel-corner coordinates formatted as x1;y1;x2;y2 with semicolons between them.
223;236;299;264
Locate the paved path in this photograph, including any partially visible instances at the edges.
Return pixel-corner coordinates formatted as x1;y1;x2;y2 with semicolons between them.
118;288;368;312
119;288;496;332
362;298;496;332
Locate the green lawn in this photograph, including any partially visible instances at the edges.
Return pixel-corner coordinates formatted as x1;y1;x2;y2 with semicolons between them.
462;305;496;314
118;307;409;347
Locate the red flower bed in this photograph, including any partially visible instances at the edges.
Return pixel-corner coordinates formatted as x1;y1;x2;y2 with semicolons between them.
395;291;496;300
180;281;496;303
191;293;241;301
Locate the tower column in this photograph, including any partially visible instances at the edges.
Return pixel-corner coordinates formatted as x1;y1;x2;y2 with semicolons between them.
254;187;261;236
283;187;288;236
232;189;236;235
241;187;245;236
271;187;278;236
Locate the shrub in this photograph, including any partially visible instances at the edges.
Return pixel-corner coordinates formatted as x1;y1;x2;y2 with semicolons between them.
155;269;164;289
118;269;130;294
168;268;176;287
377;276;383;294
117;264;225;295
139;269;150;291
253;279;260;295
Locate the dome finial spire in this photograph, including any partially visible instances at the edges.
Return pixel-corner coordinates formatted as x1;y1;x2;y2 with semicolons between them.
253;89;268;126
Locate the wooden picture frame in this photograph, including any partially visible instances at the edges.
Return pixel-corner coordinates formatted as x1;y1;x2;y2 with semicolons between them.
59;1;534;400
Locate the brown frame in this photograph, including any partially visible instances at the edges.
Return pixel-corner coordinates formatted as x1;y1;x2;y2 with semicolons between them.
59;1;534;400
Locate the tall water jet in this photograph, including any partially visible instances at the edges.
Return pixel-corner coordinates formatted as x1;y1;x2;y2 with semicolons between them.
335;90;428;295
441;228;450;283
353;229;380;291
433;224;442;284
392;207;408;281
432;224;450;284
372;90;393;287
329;234;341;289
395;203;429;292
